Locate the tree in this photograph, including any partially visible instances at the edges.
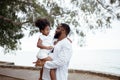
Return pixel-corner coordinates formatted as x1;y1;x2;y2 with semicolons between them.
0;0;120;52
0;0;54;52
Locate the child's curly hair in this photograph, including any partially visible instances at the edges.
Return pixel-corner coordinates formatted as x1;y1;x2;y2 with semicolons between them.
35;18;50;31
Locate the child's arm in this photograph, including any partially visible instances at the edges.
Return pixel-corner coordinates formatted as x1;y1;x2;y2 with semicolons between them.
37;38;53;50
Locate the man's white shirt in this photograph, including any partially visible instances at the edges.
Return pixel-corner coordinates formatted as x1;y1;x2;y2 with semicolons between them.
42;38;72;80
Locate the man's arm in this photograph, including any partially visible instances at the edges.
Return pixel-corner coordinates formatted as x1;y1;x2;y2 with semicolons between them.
44;45;72;69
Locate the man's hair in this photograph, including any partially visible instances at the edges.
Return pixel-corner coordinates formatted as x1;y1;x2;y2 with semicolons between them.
60;23;70;36
35;18;50;31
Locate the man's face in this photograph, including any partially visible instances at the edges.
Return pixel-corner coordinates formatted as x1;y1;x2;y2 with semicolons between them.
54;26;63;39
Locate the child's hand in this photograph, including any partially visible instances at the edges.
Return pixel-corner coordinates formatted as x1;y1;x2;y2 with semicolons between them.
47;46;53;50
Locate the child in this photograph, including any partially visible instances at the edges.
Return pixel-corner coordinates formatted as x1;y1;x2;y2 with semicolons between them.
34;18;56;80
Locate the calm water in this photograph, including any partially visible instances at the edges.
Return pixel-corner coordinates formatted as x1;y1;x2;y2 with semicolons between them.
0;49;120;75
69;49;120;75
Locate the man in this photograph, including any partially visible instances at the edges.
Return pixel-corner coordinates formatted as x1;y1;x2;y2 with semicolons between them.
36;23;72;80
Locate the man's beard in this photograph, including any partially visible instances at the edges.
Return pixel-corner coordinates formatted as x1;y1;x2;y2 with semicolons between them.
54;31;61;39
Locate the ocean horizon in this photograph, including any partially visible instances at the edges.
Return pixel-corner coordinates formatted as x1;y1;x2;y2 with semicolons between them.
0;49;120;75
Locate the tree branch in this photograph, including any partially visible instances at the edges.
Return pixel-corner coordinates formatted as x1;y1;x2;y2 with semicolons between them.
96;0;113;12
0;15;20;26
0;15;31;26
96;0;116;18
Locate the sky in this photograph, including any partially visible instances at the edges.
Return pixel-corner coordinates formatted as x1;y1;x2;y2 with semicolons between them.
84;20;120;49
18;20;120;51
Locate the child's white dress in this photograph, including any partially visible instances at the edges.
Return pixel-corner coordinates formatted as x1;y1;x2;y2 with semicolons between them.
37;33;53;59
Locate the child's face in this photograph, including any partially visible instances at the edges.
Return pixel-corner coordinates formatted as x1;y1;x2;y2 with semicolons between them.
41;26;50;36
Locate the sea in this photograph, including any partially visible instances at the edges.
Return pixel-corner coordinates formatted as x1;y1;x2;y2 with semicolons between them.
0;49;120;75
69;49;120;75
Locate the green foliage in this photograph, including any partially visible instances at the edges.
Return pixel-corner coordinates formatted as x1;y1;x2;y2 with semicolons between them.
110;0;116;4
0;0;24;52
0;0;53;52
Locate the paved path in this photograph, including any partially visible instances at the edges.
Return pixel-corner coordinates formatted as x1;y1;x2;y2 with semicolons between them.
0;67;119;80
0;64;120;80
68;73;118;80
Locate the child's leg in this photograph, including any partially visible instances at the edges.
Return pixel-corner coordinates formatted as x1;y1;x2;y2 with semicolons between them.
43;56;52;61
39;67;43;80
50;69;56;80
